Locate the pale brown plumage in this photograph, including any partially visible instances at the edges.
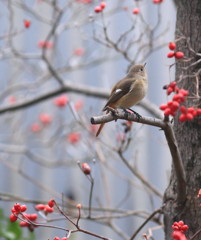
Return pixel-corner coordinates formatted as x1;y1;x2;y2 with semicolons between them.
96;64;148;137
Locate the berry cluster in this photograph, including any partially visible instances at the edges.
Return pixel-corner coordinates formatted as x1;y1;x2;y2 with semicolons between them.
31;112;52;132
10;200;55;232
94;1;106;13
10;203;38;231
10;203;27;222
179;106;201;122
172;221;188;240
35;202;54;215
160;82;201;122
172;221;189;232
167;42;184;59
19;213;38;231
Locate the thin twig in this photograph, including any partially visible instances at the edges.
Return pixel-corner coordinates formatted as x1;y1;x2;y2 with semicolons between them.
118;151;162;198
189;227;201;240
129;208;162;240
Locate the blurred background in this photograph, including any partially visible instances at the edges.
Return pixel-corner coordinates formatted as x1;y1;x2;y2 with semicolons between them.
0;0;176;239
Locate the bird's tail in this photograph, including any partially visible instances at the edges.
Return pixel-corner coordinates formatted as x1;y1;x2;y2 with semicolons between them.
96;123;105;137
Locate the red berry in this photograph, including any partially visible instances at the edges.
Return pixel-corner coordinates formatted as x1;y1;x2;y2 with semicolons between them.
48;199;55;208
160;104;167;110
68;132;80;144
74;100;84;111
132;8;140;14
61;238;68;240
100;1;106;9
74;47;85;56
44;205;54;214
54;237;60;240
164;108;171;116
20;221;29;227
179;114;187;122
29;213;38;221
11;207;17;214
20;205;27;212
197;108;201;115
173;93;185;102
14;203;21;213
8;96;16;104
180;106;187;114
172;231;187;240
186;113;193;120
54;95;69;107
35;204;45;211
178;220;184;226
187;107;195;114
39;113;52;124
167;52;175;58
152;0;161;3
10;214;18;222
169;81;177;89
175;87;180;93
181;225;189;231
179;89;189;96
171;101;179;111
24;20;31;28
31;123;41;132
175;51;184;59
168;42;176;50
45;41;53;49
94;6;102;13
173;222;179;226
167;101;173;107
81;162;91;175
39;41;46;48
167;87;173;95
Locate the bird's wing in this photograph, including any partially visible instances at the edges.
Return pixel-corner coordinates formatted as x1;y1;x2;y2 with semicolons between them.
102;78;134;111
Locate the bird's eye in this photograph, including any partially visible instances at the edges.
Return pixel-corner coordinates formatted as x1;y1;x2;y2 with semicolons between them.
140;68;143;71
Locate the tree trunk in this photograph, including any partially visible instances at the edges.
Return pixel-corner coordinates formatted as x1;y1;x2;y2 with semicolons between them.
163;0;201;239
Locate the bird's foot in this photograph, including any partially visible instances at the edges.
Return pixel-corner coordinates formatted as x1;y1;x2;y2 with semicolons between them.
105;106;118;121
126;108;142;121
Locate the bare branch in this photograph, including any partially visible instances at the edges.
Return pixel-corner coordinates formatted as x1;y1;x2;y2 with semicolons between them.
91;110;186;204
129;208;162;240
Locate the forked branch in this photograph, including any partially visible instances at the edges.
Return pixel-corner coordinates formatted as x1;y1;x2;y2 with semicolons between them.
91;110;186;204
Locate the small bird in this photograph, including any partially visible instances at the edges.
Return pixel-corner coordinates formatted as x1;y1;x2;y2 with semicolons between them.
96;64;148;137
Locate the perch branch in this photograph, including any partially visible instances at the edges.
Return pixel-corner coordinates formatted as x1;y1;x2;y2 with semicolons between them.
91;110;186;204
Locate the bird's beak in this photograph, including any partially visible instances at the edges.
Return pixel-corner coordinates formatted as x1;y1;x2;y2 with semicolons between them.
144;62;147;67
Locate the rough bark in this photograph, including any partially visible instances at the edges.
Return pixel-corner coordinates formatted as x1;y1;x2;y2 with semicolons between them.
163;0;201;239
